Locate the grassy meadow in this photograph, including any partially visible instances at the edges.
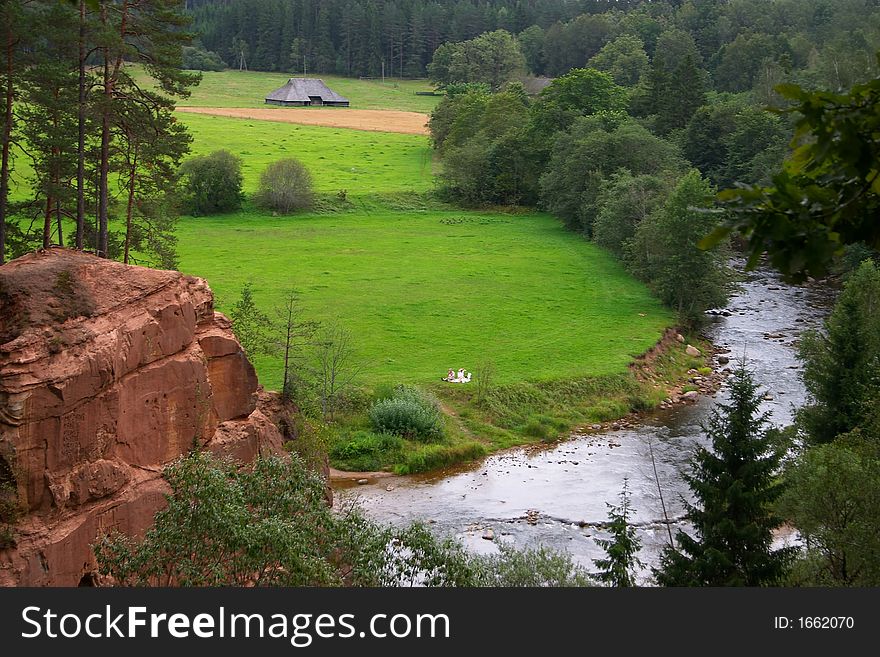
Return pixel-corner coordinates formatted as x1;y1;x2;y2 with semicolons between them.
178;113;433;195
132;67;441;113
176;210;673;390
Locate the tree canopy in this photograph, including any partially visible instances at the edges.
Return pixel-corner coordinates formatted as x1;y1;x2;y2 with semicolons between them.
707;67;880;281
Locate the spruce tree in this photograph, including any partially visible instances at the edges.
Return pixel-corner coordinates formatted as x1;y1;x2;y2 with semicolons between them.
593;478;644;587
798;259;880;445
655;363;793;586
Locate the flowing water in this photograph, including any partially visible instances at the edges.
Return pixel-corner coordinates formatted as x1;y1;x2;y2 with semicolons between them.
334;267;832;581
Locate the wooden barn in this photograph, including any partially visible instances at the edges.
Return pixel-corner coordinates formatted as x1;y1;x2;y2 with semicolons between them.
265;78;350;107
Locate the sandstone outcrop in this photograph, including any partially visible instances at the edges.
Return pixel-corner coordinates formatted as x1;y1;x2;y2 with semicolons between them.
0;248;284;585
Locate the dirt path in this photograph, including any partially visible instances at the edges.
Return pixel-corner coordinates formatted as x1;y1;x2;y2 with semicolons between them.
175;106;430;135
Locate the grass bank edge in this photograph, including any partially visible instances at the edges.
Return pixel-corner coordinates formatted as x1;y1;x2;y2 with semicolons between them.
327;331;715;476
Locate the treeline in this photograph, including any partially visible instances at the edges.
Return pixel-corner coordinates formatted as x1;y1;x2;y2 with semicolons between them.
189;0;647;77
0;1;197;268
189;0;880;93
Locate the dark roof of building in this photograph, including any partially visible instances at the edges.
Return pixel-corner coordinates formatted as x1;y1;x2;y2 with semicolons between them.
265;78;349;103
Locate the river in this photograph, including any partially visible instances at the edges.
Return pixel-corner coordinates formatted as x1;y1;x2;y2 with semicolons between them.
334;266;832;581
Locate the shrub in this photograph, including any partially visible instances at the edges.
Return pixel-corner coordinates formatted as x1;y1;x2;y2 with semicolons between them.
254;158;315;213
93;452;588;587
182;45;227;71
368;385;445;442
394;442;487;474
179;149;244;215
331;431;404;463
523;418;551;440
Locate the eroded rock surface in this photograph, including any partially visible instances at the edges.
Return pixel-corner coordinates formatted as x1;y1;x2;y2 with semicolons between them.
0;249;283;585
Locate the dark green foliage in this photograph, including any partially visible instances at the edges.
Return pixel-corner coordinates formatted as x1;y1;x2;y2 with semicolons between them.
0;454;20;549
529;68;628;142
179;149;243;215
369;385;445;442
593;479;643;587
431;85;535;205
182;45;226;71
540;116;684;235
588;35;650;87
709;68;880;281
655;364;793;586
713;32;781;93
330;430;404;472
229;282;274;358
395;442;488;476
593;171;669;257
798;260;880;445
626;170;729;327
644;30;709;133
94;451;590;587
427;30;525;91
778;439;880;586
94;452;344;586
254;158;315;213
683;98;789;189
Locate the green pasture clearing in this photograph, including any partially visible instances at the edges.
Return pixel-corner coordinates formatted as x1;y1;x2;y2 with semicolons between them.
129;67;441;113
178;113;433;195
176;209;673;391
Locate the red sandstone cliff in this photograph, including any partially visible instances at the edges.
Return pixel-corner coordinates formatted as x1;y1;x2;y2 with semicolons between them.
0;248;284;586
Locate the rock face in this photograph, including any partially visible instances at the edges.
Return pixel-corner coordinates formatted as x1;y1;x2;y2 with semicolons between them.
0;249;284;586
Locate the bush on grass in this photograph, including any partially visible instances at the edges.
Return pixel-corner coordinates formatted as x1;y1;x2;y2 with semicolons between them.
369;385;445;442
254;158;315;213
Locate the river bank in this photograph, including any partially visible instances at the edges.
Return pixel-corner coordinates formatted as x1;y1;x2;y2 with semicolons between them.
330;327;724;479
335;266;833;579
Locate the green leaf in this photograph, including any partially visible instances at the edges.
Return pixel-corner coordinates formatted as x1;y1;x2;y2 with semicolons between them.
697;225;731;251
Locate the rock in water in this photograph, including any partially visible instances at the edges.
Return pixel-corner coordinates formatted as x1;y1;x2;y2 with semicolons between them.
0;248;285;585
482;529;495;541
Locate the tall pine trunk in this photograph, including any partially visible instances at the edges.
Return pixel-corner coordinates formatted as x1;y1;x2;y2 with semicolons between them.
97;2;110;258
0;7;14;265
76;0;86;250
123;145;137;264
42;196;52;249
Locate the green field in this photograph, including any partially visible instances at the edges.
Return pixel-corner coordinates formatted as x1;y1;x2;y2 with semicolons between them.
131;67;441;113
178;114;433;195
176;210;672;391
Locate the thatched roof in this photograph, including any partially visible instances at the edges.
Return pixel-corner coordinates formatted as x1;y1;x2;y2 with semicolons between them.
265;78;349;104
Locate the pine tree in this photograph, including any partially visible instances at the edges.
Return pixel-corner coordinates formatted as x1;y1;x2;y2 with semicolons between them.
593;478;644;587
798;259;880;444
655;363;793;586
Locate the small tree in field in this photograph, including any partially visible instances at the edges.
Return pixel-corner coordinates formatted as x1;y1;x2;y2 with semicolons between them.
229;282;274;358
275;288;319;403
313;320;360;421
255;158;314;213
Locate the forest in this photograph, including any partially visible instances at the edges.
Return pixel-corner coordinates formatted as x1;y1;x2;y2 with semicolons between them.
188;0;880;89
